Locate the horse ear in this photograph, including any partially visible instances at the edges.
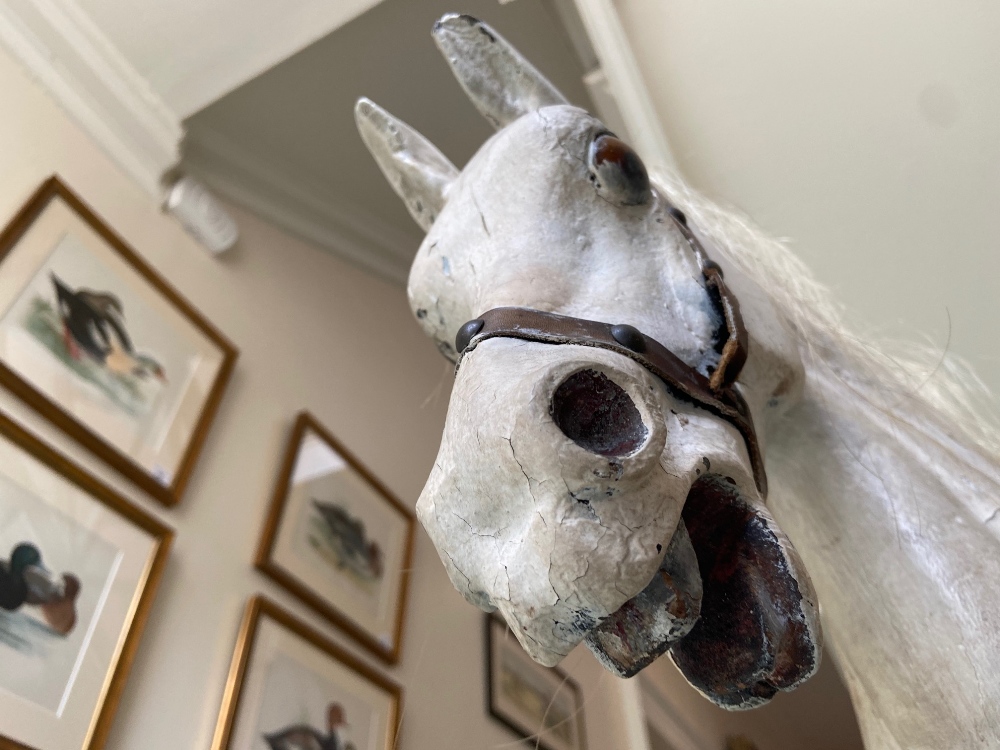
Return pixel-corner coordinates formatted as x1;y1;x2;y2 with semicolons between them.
355;98;459;231
433;13;569;129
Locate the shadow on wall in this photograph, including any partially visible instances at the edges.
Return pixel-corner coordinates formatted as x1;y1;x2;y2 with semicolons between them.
641;656;864;750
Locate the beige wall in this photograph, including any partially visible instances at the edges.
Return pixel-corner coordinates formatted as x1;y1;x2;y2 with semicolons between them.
615;0;1000;398
0;43;636;750
641;656;864;750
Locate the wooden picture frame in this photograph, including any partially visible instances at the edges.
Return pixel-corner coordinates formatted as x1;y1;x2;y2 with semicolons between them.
0;409;172;750
638;669;711;750
485;614;587;750
256;412;415;664
0;176;237;506
212;595;403;750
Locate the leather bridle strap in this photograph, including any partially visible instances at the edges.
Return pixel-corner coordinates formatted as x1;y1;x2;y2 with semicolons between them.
669;210;750;393
457;306;767;496
453;207;767;496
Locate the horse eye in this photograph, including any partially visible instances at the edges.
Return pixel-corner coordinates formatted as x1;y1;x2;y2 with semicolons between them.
587;133;651;207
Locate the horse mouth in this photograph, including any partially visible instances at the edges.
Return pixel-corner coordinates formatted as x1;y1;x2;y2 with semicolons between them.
585;474;822;710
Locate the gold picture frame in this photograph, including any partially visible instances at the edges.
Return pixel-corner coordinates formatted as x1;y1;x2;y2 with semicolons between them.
255;412;415;664
212;595;403;750
0;176;237;506
0;409;172;750
486;614;588;750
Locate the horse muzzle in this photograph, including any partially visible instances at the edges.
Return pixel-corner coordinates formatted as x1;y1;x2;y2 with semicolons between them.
417;337;821;708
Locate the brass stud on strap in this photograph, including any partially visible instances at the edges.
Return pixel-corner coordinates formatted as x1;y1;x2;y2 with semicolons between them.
610;324;647;354
456;318;485;353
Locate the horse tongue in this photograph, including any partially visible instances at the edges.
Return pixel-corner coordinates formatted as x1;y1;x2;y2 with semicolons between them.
668;475;822;710
585;522;703;677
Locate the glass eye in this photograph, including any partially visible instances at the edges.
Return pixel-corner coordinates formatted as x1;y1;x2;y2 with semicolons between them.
587;133;651;206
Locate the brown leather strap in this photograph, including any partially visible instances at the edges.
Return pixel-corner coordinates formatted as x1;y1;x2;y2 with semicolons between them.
459;306;767;496
668;210;750;392
453;203;765;495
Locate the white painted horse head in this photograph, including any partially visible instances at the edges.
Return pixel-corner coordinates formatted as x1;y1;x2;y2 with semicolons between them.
357;13;821;710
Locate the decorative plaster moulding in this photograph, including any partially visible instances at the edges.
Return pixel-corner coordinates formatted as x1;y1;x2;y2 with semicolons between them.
184;127;418;285
0;0;183;196
74;0;387;119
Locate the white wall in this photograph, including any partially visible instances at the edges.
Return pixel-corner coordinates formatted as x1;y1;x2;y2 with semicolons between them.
614;0;1000;398
0;42;632;750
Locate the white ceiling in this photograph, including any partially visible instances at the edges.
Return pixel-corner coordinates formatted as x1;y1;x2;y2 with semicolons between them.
180;0;600;283
616;0;1000;396
71;0;999;393
76;0;384;117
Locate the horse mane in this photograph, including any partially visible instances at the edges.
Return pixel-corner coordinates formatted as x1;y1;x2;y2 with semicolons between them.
654;169;1000;461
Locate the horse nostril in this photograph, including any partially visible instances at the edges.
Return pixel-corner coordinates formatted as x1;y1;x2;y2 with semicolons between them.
551;369;647;456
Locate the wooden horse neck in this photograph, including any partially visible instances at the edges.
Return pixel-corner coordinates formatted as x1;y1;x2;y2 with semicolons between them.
765;363;1000;749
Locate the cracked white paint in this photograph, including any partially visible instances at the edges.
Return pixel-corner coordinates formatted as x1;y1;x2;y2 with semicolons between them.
407;106;726;369
416;336;768;665
432;12;568;130
400;103;805;669
356;9;1000;745
357;12;809;679
357;7;818;704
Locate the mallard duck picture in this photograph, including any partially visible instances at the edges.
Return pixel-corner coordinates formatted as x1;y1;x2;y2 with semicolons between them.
0;542;80;636
50;273;166;382
263;702;355;750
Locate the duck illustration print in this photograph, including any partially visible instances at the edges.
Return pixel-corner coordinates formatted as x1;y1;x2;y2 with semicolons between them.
0;473;119;712
0;177;237;506
212;598;401;750
306;498;386;593
256;414;415;665
17;265;169;418
0;231;183;428
255;655;367;750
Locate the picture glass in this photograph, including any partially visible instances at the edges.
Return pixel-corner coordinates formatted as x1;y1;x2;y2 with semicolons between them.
0;429;159;750
270;426;409;649
489;617;586;750
229;614;395;750
0;194;225;487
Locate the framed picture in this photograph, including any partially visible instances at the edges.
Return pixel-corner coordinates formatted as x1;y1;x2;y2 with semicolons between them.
486;614;587;750
212;595;402;750
0;409;172;750
0;176;237;506
638;669;709;750
255;412;415;664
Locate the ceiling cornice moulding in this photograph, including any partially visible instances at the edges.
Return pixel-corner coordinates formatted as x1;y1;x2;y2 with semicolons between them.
570;0;676;172
184;127;417;286
0;0;183;195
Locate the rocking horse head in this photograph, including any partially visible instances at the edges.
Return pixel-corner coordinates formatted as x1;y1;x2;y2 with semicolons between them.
358;14;821;709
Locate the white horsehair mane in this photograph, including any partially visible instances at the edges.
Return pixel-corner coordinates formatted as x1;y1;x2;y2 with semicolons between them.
655;168;1000;472
667;166;1000;746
